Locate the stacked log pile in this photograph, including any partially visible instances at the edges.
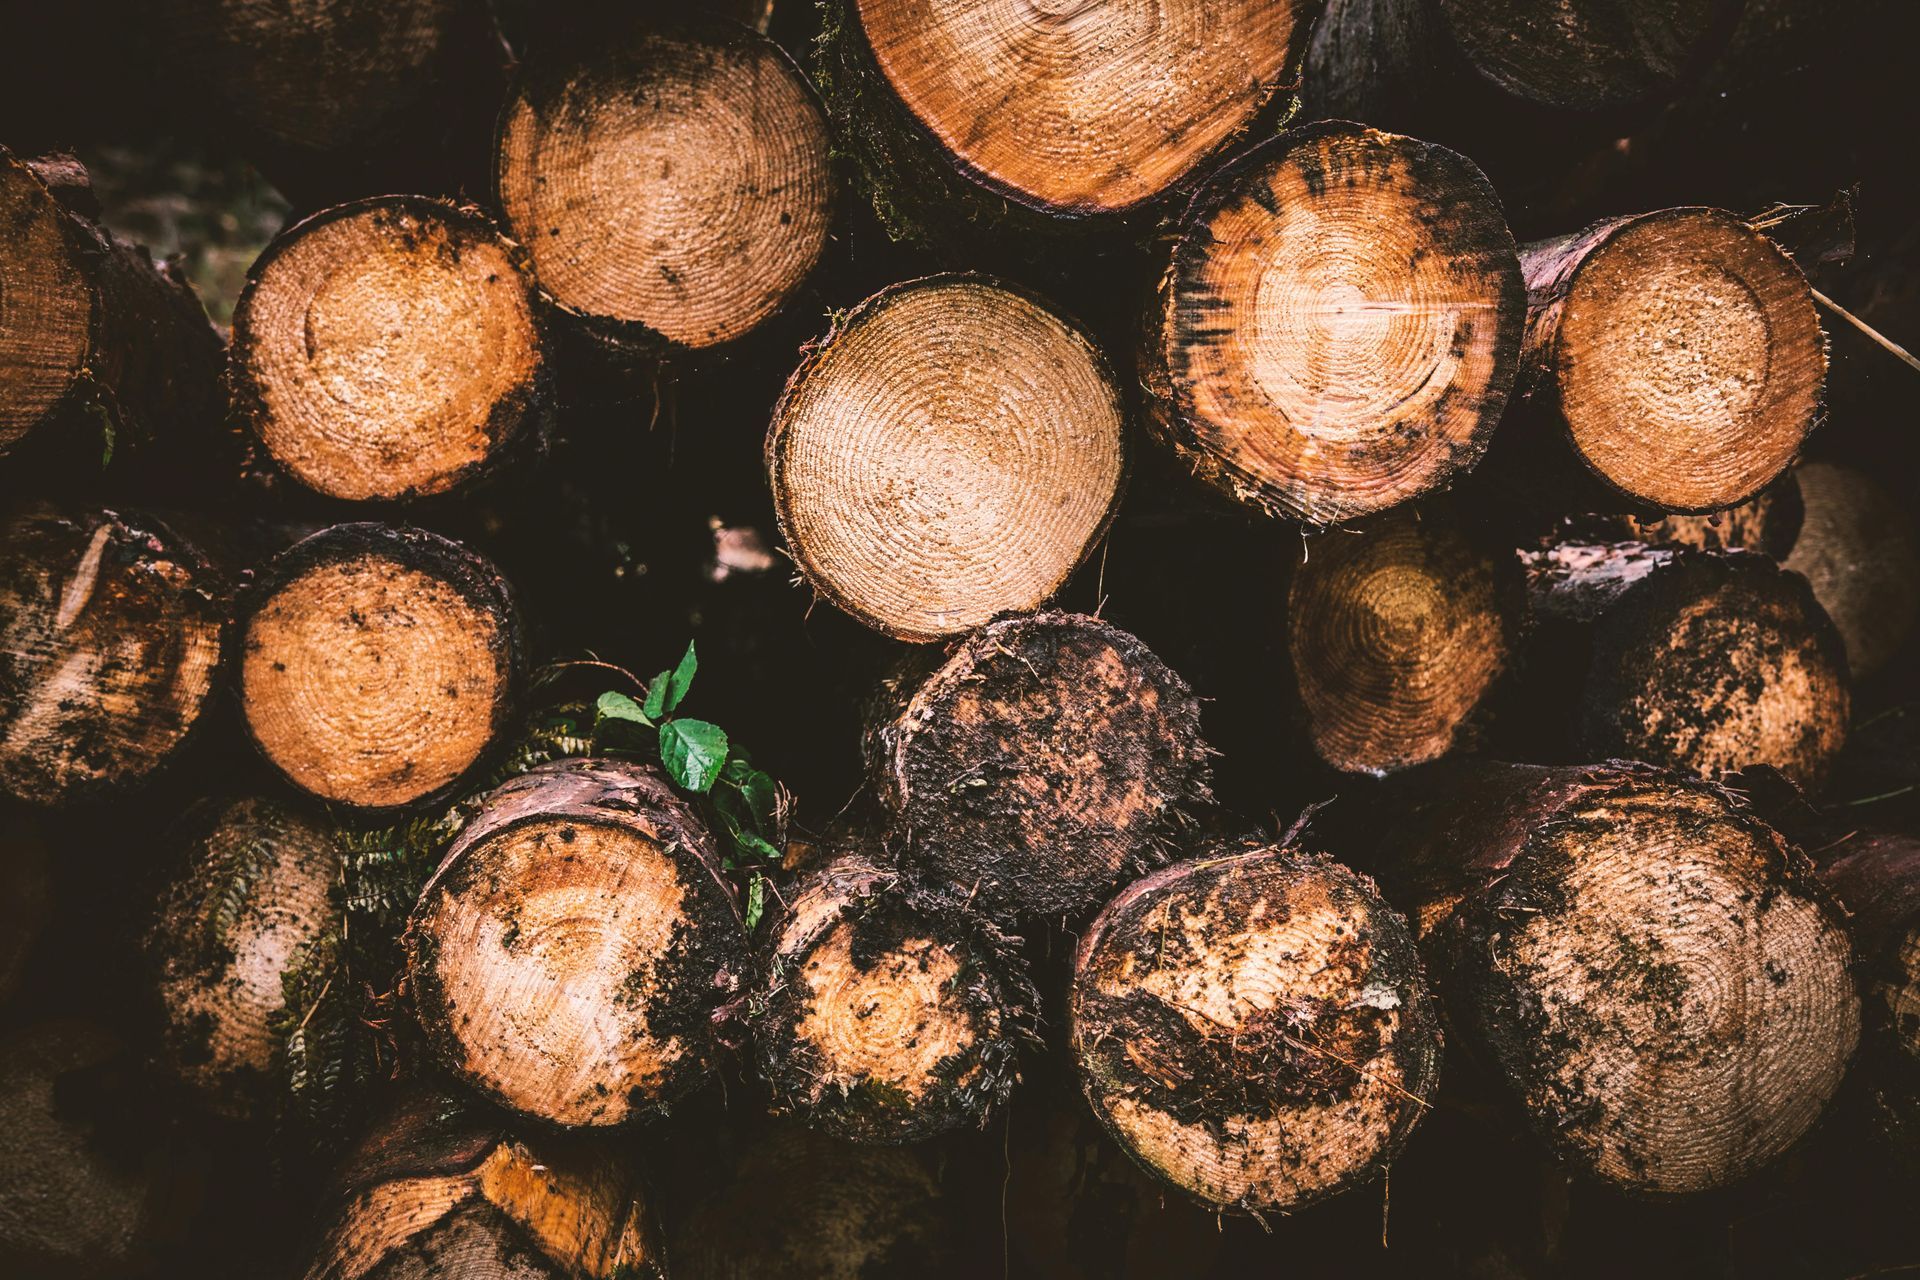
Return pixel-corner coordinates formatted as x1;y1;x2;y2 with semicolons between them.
2;2;1919;1277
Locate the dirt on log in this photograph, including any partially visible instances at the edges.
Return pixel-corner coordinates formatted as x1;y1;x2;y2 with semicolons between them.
229;196;548;503
1321;759;1860;1195
1142;121;1524;526
1519;541;1849;789
405;758;746;1128
866;611;1210;922
238;522;524;813
0;504;229;807
301;1088;665;1280
1070;833;1441;1216
769;277;1127;641
750;850;1032;1144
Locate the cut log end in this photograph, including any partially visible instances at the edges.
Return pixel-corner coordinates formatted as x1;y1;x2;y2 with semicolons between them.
0;151;94;453
1070;839;1440;1215
753;854;1028;1144
240;524;520;811
148;797;341;1120
406;760;743;1128
1784;461;1920;680
1443;773;1858;1195
770;278;1126;641
231;197;545;502
1152;123;1523;525
1439;0;1731;110
1290;510;1518;774
498;18;831;351
1529;209;1824;513
854;0;1315;214
0;506;226;806
874;612;1209;921
1535;544;1849;789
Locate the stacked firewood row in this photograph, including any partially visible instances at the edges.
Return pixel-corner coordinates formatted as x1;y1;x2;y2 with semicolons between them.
2;1;1918;1277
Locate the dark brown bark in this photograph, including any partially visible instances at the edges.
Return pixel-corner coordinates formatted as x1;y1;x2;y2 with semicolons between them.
1069;831;1441;1215
750;850;1032;1144
406;758;745;1128
1560;469;1806;559
866;611;1210;922
1318;759;1859;1195
1516;542;1850;789
0;807;51;1005
0;146;222;474
237;522;524;813
1783;460;1920;681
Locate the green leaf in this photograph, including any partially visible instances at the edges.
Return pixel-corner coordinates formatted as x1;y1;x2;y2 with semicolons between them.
733;831;783;863
735;769;781;831
659;718;728;793
662;642;698;714
642;670;671;721
744;873;766;930
594;690;653;730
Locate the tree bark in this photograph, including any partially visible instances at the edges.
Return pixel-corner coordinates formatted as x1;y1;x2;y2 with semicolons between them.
1069;832;1441;1216
301;1088;665;1280
866;611;1210;922
1491;208;1825;514
750;849;1032;1143
405;758;745;1128
0;504;230;806
229;196;549;503
1288;505;1524;774
146;796;342;1122
0;807;50;1006
238;522;524;813
1784;460;1920;681
1319;759;1859;1195
1517;542;1850;789
1564;469;1806;559
769;276;1127;641
1141;121;1524;526
0;146;222;473
496;15;831;358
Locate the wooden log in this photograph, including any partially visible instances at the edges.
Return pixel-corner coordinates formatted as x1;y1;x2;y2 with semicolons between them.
0;504;229;806
405;759;745;1128
0;1021;200;1278
1520;542;1849;789
1501;209;1825;514
145;796;341;1122
1141;121;1524;526
0;808;50;1005
866;612;1209;921
1438;0;1737;112
1321;760;1859;1195
229;197;548;502
496;15;831;356
302;1089;665;1280
1069;833;1441;1216
817;0;1320;247
1784;460;1920;681
768;277;1127;641
0;146;221;468
1288;507;1524;774
238;523;523;812
1570;469;1806;558
750;850;1031;1143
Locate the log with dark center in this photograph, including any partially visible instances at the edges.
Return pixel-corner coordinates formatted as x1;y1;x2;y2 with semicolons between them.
867;611;1209;921
239;523;523;811
1522;542;1849;789
1323;760;1860;1195
751;851;1030;1143
497;16;831;354
0;147;221;464
769;277;1127;641
1070;834;1440;1216
406;759;745;1128
1510;209;1825;514
0;505;228;806
1143;122;1524;525
146;796;341;1121
820;0;1319;242
1784;460;1920;681
229;197;547;502
301;1090;665;1280
1288;507;1522;774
